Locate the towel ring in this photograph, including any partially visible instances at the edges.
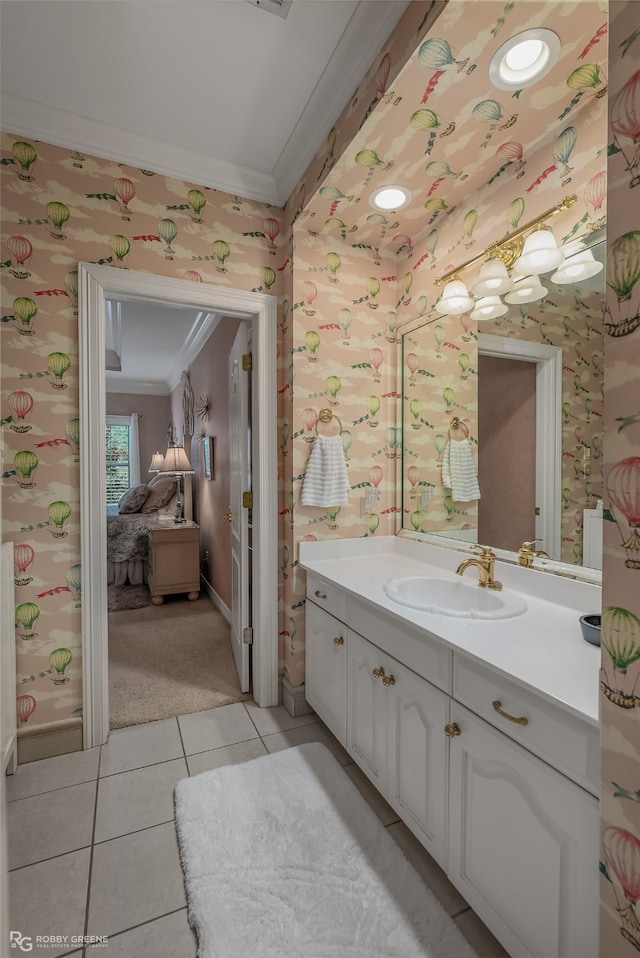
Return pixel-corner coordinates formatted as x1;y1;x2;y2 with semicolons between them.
449;415;469;438
315;407;343;436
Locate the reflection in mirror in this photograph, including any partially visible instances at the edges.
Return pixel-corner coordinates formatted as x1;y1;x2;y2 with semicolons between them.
400;242;605;573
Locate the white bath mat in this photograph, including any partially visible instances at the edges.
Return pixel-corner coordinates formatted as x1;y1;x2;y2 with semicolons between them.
174;743;478;958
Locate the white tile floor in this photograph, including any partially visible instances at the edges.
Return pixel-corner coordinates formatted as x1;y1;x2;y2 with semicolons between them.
7;703;509;958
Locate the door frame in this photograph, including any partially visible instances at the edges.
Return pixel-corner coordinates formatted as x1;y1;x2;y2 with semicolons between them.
78;263;279;748
478;333;562;560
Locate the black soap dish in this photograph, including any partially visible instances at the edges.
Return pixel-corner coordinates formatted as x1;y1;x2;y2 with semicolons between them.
579;613;601;646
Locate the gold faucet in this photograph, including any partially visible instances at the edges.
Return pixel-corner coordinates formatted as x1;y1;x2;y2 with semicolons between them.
517;539;550;568
456;545;503;591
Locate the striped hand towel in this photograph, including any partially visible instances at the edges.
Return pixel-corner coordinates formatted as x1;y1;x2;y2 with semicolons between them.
442;438;481;502
301;434;349;507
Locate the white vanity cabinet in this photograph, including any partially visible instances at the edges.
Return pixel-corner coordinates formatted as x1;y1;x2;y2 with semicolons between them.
448;702;599;958
305;600;347;746
303;552;600;958
347;628;449;864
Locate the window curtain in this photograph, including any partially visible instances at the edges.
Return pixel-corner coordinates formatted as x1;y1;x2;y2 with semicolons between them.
129;413;140;485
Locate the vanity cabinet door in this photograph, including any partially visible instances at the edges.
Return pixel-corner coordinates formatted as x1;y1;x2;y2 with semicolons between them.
346;629;388;791
448;703;599;958
305;601;347;746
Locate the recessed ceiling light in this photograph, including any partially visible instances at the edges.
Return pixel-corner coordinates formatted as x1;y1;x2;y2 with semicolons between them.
369;185;412;211
489;29;561;91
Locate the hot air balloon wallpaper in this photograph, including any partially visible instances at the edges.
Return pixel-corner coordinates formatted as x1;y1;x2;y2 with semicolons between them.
354;148;394;187
47;352;71;389
48;500;71;538
113;177;136;219
304;329;320;362
583;170;606;230
553;126;578;184
601;605;640;708
418;36;469;74
65;418;80;459
13;543;34;586
472;99;517;147
7;235;32;278
12;296;38;336
8;390;34;432
46;201;70;239
16;694;36;725
15;601;41;640
109;233;131;267
605;232;640;337
11;140;37;180
13;450;39;488
496;141;526;178
602;826;640;950
301;280;317;316
607;457;640;569
64;269;78;313
157;218;178;259
610;68;640;189
337;308;351;343
212;239;230;272
409;108;455;155
187;189;206;223
49;648;73;685
65;564;81;607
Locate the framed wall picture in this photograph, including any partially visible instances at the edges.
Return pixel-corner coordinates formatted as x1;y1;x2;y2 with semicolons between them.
203;436;214;480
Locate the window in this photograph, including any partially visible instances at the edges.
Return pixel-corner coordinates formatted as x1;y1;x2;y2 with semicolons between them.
106;414;140;504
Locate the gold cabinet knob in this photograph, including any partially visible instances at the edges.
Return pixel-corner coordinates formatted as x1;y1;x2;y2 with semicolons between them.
444;722;461;738
222;510;233;522
372;666;385;678
382;674;396;687
333;636;344;646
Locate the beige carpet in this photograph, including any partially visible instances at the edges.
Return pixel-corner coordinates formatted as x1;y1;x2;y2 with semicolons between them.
108;595;251;729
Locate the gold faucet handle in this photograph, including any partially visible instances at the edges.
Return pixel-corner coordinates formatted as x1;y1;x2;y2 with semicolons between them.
520;539;543;552
470;544;496;560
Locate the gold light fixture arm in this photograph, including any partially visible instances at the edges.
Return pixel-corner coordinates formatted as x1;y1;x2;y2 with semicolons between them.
435;195;577;286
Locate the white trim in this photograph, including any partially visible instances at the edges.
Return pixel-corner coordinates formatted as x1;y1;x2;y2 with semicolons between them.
478;333;562;561
79;264;278;748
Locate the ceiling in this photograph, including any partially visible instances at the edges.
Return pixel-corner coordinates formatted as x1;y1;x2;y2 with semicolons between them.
0;0;409;206
306;0;609;254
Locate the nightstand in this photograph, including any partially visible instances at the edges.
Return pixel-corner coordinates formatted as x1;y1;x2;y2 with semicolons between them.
147;520;200;604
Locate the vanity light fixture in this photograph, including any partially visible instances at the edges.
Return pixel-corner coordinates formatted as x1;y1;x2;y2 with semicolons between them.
434;195;577;316
369;185;412;211
470;295;508;321
551;248;603;284
489;28;561;91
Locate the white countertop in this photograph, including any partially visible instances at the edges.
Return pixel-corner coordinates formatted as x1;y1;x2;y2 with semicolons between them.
299;536;601;727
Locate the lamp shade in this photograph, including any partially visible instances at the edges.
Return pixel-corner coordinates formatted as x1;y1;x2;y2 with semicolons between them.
148;451;165;473
503;274;548;304
470;296;508;321
435;280;474;315
550;249;603;284
513;228;564;274
160;444;194;474
471;258;513;297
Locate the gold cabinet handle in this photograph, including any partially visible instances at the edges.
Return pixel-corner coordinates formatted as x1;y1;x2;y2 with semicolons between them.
444;722;461;737
333;636;344;646
372;666;385;678
314;589;327;600
492;700;529;726
382;674;396;687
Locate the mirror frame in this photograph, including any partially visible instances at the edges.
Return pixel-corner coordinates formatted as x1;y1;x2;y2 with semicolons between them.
395;313;602;586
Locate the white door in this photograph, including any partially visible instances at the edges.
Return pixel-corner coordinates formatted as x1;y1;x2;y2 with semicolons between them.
229;324;250;691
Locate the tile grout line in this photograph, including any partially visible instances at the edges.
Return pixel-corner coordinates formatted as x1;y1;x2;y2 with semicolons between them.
81;745;103;958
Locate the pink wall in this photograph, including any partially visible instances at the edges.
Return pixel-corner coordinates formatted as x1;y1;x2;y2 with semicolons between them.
106;392;171;485
187;317;242;608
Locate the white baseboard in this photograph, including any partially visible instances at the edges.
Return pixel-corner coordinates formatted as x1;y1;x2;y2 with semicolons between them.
281;676;314;718
201;575;231;623
17;717;83;764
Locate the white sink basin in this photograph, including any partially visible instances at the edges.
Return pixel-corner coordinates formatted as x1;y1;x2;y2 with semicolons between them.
383;576;527;619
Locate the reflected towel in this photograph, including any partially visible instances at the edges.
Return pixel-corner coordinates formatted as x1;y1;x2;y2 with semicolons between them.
442;438;481;502
301;434;349;507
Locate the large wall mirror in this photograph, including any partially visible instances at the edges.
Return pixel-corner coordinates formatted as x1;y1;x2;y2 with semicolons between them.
399;240;605;579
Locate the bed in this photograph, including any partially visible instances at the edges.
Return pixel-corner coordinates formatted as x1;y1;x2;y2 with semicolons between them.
106;477;180;585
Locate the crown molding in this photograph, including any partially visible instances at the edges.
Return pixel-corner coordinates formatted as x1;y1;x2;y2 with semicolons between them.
1;93;281;206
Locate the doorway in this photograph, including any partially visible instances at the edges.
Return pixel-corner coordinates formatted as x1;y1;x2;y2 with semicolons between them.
78;264;278;749
477;333;562;560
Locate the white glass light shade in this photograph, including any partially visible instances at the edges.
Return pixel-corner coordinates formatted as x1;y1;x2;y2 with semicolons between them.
435;280;474;315
550;249;603;284
503;274;548;304
160;444;194;474
148;451;165;473
471;258;513;296
514;229;564;274
470;296;508;321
